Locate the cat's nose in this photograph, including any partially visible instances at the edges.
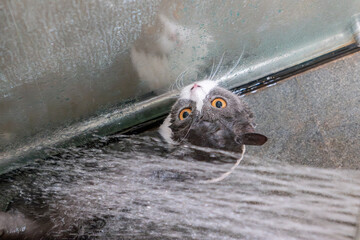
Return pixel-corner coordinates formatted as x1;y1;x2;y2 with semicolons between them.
191;83;200;90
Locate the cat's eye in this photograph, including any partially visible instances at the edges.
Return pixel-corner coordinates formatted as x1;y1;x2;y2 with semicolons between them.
211;98;227;108
179;108;192;120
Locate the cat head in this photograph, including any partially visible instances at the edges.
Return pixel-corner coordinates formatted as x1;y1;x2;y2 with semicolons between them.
159;80;267;152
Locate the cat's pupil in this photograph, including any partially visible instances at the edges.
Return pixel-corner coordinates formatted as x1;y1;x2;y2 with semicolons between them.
215;101;222;108
182;111;189;118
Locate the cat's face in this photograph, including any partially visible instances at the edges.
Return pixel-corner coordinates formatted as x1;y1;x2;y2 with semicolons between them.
160;80;267;152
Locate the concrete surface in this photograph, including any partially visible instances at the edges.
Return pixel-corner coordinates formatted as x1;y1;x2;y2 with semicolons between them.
245;52;360;169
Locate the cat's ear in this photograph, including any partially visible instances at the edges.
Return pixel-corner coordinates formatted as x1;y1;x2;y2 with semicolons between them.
242;133;268;146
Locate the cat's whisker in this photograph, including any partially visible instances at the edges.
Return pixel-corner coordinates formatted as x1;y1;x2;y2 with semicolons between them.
169;77;179;91
175;75;180;90
210;51;226;80
169;79;176;91
179;69;190;89
177;72;187;90
170;81;176;91
174;68;188;90
175;69;187;90
200;145;246;184
180;72;187;89
179;116;199;144
179;122;193;143
178;66;194;89
209;59;215;80
219;46;245;83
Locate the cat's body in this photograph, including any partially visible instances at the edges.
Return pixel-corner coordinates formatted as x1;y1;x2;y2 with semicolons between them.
159;80;267;152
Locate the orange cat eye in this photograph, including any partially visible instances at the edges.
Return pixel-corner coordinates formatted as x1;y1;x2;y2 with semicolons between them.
179;108;192;120
211;98;227;108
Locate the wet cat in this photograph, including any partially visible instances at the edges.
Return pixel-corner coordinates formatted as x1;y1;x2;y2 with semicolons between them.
159;80;267;151
0;81;268;238
159;80;267;182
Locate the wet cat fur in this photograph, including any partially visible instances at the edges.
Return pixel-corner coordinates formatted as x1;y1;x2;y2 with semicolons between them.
160;80;267;153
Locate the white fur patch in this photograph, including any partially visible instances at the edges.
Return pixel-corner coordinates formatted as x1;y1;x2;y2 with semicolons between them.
159;115;175;144
179;80;217;112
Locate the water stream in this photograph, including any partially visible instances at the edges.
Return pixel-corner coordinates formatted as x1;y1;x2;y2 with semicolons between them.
0;133;359;239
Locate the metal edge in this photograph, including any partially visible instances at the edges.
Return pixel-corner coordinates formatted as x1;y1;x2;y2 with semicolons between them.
0;91;177;174
231;43;360;95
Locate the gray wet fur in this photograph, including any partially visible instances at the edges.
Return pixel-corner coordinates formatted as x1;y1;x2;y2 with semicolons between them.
168;86;267;152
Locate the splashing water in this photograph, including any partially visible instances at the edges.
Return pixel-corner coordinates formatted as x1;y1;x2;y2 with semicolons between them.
0;134;359;239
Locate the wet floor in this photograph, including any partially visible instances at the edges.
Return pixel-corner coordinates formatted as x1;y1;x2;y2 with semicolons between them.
0;133;360;239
